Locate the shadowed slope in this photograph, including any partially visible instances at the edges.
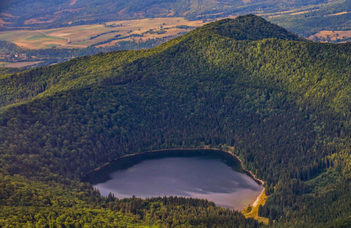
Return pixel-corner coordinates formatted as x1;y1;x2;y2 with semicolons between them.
0;15;350;226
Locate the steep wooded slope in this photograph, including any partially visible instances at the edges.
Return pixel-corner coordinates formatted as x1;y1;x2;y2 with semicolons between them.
0;15;351;227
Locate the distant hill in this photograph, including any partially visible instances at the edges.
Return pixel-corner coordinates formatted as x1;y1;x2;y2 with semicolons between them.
197;15;303;41
0;40;22;54
270;0;351;37
0;39;167;68
0;15;351;227
0;0;334;32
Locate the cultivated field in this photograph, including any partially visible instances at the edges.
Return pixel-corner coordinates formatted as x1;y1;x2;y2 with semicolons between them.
309;30;351;42
0;17;207;49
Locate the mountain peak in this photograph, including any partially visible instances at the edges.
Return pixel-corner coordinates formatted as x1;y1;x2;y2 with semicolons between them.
198;14;302;41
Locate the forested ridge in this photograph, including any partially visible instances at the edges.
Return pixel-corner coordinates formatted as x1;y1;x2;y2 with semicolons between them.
0;15;351;227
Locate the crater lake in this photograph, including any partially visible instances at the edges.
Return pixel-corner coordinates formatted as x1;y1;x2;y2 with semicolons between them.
87;149;263;210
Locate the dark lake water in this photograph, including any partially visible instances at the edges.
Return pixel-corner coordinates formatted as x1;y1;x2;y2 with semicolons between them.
93;156;263;210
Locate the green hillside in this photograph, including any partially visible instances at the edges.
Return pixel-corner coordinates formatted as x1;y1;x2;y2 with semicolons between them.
0;15;351;227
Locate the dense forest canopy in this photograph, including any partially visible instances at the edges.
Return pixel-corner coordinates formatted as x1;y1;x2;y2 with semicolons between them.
0;15;351;227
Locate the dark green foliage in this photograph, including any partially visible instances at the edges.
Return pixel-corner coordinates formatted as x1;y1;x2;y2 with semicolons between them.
0;174;259;227
0;66;25;77
198;15;303;41
0;15;351;226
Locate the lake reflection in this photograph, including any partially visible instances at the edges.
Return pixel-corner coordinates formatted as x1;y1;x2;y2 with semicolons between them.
94;157;263;210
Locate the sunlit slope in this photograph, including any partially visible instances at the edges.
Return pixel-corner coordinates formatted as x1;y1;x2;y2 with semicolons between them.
0;15;350;226
0;14;303;108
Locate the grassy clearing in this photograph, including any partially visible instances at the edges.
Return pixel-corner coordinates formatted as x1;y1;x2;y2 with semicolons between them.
242;190;269;225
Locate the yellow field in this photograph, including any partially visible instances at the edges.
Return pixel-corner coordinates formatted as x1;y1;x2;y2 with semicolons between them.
258;7;320;19
328;11;348;16
309;29;351;42
0;17;207;49
242;189;269;225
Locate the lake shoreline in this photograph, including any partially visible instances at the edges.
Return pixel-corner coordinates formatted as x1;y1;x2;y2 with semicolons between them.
83;147;266;209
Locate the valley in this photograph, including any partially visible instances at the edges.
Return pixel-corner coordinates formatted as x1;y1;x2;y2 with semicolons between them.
0;17;207;50
2;0;351;69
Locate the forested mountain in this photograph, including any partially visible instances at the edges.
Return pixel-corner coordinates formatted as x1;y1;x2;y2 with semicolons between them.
0;15;351;227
